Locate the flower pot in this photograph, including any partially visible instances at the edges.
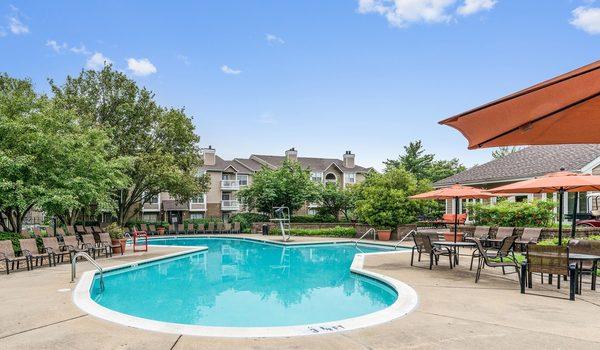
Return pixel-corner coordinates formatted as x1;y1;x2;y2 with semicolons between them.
157;227;165;235
111;238;127;254
377;229;392;241
443;232;464;242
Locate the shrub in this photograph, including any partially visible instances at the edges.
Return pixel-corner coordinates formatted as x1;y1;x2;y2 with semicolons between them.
538;235;600;246
105;223;125;239
270;226;356;238
230;213;269;232
290;214;338;223
466;200;556;227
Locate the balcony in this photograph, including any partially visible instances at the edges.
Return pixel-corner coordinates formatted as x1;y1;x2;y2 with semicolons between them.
221;180;240;190
189;202;206;211
221;200;240;211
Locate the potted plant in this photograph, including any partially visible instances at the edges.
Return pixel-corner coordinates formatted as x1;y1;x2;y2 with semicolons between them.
376;227;392;241
106;223;127;254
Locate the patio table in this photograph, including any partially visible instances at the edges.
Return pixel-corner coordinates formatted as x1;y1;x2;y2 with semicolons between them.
433;241;476;266
569;253;600;292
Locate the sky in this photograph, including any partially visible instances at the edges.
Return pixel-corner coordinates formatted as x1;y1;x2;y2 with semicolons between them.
1;0;599;170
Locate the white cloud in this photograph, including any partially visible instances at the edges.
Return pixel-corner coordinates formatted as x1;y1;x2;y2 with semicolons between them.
357;0;456;27
571;6;600;35
176;54;191;66
8;16;28;34
221;65;242;75
266;33;285;45
86;52;112;70
257;113;277;124
46;40;67;53
70;44;90;55
126;58;157;76
457;0;496;16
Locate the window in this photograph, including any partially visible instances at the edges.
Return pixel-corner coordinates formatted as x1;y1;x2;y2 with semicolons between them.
191;194;205;204
325;173;337;184
143;213;158;222
308;208;318;216
190;213;204;220
237;174;249;186
344;172;356;185
222;173;235;180
222;193;231;201
143;192;159;204
311;172;323;183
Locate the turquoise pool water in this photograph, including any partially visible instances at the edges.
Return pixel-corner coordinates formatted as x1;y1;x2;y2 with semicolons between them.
91;238;398;327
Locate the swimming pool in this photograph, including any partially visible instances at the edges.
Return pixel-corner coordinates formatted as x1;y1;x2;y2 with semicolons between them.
75;237;418;337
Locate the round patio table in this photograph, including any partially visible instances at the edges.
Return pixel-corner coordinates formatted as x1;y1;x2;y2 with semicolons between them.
433;241;476;266
569;253;600;292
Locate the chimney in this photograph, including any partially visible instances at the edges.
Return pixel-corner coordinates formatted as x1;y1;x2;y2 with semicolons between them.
343;150;355;168
285;147;298;162
202;145;216;166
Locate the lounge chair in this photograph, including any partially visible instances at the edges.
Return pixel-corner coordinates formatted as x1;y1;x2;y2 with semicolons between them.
74;225;86;236
410;232;453;270
140;223;148;233
515;228;543;251
55;227;65;236
20;229;31;238
32;227;43;237
186;223;195;234
92;226;105;234
19;238;52;268
81;234;108;259
148;224;157;235
42;237;72;266
216;223;224;234
470;235;518;274
468;238;520;283
84;226;95;234
569;239;600;291
62;235;89;258
98;232;122;256
521;244;577;300
0;240;30;273
223;223;232;234
471;226;490;240
66;226;77;236
206;223;215;234
196;223;206;234
232;222;241;234
45;226;56;236
168;224;176;235
485;227;515;247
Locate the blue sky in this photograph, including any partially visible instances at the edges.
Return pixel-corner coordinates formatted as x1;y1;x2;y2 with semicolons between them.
1;1;599;170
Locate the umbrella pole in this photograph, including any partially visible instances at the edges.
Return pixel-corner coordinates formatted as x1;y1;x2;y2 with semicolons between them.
454;196;459;243
558;189;564;246
571;192;578;238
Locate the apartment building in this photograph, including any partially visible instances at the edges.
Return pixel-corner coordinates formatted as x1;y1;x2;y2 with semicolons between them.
140;146;372;222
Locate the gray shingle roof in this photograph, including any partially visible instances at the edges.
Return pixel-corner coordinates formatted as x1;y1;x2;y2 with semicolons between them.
250;155;370;173
434;144;600;187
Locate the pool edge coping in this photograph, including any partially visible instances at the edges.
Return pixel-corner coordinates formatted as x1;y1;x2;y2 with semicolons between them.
73;236;418;338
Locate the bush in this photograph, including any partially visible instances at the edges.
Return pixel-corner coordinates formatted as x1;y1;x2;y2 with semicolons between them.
290;214;338;223
538;235;600;246
270;226;356;238
230;213;269;232
467;200;556;228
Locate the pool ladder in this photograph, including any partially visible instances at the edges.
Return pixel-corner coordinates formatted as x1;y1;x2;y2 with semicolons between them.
71;252;105;292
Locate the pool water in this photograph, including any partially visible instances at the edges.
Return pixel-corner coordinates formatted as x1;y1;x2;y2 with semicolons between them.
91;238;398;327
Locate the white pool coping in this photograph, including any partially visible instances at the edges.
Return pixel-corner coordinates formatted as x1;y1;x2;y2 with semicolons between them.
73;236;418;338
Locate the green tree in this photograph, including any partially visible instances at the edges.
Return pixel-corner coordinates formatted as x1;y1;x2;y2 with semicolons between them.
353;167;432;229
50;66;209;224
384;140;465;182
492;146;521;159
317;183;355;221
0;73;127;232
236;160;319;215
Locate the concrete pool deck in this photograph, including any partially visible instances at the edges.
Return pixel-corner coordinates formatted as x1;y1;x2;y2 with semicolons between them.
1;234;599;349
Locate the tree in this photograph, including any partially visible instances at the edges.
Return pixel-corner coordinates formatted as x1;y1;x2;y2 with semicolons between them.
50;66;209;224
236;160;319;215
384;140;465;183
492;146;521;159
317;183;355;221
0;73;127;232
352;167;432;229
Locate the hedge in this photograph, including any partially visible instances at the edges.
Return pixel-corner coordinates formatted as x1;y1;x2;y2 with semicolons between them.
230;213;269;232
270;226;356;238
290;214;340;223
466;200;556;228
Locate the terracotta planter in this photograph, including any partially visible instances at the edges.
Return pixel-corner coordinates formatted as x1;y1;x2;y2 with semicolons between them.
157;227;165;235
377;229;392;241
443;232;464;242
111;238;127;254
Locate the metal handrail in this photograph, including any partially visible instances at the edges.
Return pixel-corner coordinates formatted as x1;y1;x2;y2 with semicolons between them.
71;252;104;292
355;228;377;246
394;229;416;250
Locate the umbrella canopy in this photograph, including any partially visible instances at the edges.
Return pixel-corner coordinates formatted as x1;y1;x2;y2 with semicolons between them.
411;184;495;242
439;60;600;149
492;171;600;244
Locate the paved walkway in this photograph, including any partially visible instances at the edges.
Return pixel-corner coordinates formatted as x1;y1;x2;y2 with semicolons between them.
1;234;599;349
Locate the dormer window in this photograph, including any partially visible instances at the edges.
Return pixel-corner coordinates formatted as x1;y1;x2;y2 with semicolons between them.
325;173;337;185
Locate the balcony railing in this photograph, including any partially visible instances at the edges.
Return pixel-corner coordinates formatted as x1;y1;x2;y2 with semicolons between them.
221;200;240;211
189;202;206;211
221;180;240;190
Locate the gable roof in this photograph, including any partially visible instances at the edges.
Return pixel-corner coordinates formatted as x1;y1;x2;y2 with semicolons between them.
250;155;371;173
434;144;600;187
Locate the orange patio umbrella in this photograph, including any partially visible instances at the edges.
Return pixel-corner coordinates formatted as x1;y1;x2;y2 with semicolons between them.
439;60;600;149
492;171;600;244
410;184;496;242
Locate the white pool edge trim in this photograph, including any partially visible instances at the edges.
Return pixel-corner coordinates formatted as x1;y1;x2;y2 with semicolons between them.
73;239;418;338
